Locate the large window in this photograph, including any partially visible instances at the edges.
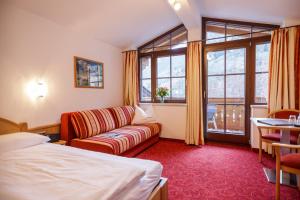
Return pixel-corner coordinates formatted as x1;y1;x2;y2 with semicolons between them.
203;17;279;144
138;25;187;103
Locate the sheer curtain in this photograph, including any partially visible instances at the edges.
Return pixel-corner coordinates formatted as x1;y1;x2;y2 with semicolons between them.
185;41;204;145
123;50;138;106
268;26;300;113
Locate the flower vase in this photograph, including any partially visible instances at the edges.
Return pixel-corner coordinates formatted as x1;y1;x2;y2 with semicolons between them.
160;96;165;103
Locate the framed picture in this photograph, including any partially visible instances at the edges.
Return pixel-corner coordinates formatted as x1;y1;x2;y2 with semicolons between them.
74;56;104;88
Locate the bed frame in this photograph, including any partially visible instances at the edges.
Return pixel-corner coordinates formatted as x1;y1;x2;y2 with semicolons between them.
0;117;168;200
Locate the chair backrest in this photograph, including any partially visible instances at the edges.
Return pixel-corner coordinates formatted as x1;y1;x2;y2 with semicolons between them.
268;109;300;137
268;109;300;119
207;105;217;121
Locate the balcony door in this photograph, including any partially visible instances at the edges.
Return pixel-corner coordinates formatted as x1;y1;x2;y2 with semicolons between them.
204;42;250;144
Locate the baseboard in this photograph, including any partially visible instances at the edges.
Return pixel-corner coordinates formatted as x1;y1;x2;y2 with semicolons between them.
159;137;185;143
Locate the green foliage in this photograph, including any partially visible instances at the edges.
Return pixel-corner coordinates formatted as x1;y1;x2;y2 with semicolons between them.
156;87;169;97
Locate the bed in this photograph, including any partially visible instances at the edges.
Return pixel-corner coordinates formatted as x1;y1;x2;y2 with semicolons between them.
0;118;168;200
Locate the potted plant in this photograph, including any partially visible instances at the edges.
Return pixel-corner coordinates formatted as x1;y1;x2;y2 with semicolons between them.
156;87;169;103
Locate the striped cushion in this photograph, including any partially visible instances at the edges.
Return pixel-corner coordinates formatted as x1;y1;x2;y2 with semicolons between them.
109;106;135;128
71;109;116;139
80;123;160;154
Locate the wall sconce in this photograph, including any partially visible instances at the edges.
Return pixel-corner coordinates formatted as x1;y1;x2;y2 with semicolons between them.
36;82;46;98
168;0;181;11
26;80;47;100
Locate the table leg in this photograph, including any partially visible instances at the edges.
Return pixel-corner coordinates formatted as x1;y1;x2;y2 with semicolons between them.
280;129;290;154
258;128;262;162
280;129;291;185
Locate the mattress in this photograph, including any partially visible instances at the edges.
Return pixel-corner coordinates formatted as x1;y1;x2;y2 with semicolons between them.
0;143;162;200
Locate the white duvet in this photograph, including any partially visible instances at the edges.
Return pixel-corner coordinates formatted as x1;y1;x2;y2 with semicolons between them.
0;143;162;200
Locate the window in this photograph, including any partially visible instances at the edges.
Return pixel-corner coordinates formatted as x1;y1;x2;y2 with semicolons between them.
138;25;187;103
203;17;279;143
203;18;278;105
205;18;273;45
140;56;152;101
255;42;270;104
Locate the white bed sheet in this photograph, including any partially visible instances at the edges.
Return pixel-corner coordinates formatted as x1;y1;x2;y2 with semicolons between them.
0;143;162;200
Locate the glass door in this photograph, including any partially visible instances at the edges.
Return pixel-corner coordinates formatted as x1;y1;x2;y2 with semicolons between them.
205;45;250;144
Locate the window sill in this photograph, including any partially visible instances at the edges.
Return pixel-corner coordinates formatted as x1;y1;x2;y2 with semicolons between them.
139;102;187;107
250;104;268;108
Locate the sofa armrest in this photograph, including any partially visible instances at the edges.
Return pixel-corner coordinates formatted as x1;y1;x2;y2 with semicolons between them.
61;113;77;145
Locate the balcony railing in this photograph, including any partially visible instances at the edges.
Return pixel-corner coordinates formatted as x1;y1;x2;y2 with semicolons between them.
207;98;246;135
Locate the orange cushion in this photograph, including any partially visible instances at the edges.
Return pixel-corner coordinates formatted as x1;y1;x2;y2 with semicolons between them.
281;153;300;169
108;106;135;128
71;109;116;139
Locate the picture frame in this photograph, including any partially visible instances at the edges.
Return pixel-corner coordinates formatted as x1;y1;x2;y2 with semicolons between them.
74;56;104;89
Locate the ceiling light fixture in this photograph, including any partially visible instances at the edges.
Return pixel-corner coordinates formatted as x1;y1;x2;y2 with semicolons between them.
169;0;181;11
173;1;181;11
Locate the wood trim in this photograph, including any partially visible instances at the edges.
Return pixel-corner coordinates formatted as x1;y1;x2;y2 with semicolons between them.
0;117;28;135
138;24;185;50
0;117;60;135
272;143;300;150
27;123;61;135
268;109;300;117
281;166;300;175
148;177;168;200
202;17;280;29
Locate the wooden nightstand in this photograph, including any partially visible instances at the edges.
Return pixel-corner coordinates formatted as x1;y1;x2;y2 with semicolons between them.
52;140;67;145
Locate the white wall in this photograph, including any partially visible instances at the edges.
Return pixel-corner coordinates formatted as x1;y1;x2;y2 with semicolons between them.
282;18;300;26
0;4;123;128
250;105;272;153
140;104;187;140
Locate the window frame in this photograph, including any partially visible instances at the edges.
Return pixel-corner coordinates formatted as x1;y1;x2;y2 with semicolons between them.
202;17;279;144
138;24;187;103
251;38;272;105
202;17;279;105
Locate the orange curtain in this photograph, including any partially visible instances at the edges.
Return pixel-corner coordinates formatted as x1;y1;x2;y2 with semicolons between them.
122;51;138;106
185;42;204;145
268;26;300;113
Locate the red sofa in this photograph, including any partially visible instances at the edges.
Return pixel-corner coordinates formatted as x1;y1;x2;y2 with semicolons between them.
61;106;161;157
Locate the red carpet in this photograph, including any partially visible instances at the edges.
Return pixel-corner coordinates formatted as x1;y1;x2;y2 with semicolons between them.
137;140;300;200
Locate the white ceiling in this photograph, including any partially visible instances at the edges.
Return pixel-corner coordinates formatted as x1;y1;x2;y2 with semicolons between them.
3;0;181;49
3;0;300;49
195;0;300;25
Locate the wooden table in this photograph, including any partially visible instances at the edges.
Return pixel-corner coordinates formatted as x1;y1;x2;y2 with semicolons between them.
251;118;300;187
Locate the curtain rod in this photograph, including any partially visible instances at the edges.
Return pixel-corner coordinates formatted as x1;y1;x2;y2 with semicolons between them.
122;24;300;52
122;50;138;53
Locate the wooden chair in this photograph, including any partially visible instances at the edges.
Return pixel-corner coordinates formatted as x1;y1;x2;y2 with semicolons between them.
272;143;300;200
259;109;300;162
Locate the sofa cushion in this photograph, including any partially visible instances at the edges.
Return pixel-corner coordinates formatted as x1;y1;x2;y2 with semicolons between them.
109;106;135;128
75;123;161;154
281;153;300;169
71;109;116;139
